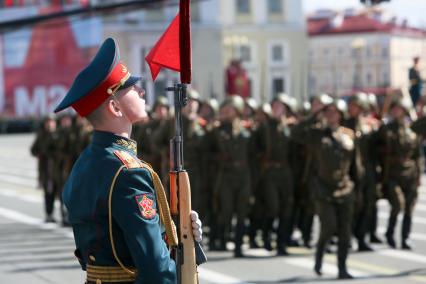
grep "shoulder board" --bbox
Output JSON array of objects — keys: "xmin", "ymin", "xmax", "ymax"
[
  {"xmin": 114, "ymin": 150, "xmax": 144, "ymax": 169},
  {"xmin": 339, "ymin": 126, "xmax": 355, "ymax": 139}
]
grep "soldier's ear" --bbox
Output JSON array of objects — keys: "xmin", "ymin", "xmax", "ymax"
[{"xmin": 107, "ymin": 98, "xmax": 123, "ymax": 118}]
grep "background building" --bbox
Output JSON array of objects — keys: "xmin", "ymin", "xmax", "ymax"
[
  {"xmin": 105, "ymin": 0, "xmax": 308, "ymax": 105},
  {"xmin": 307, "ymin": 8, "xmax": 426, "ymax": 98}
]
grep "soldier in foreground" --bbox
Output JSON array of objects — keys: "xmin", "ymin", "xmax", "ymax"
[
  {"xmin": 54, "ymin": 38, "xmax": 202, "ymax": 284},
  {"xmin": 292, "ymin": 99, "xmax": 356, "ymax": 279}
]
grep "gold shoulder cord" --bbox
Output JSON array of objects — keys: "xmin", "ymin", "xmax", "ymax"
[
  {"xmin": 143, "ymin": 163, "xmax": 178, "ymax": 247},
  {"xmin": 108, "ymin": 164, "xmax": 179, "ymax": 277},
  {"xmin": 108, "ymin": 165, "xmax": 136, "ymax": 276}
]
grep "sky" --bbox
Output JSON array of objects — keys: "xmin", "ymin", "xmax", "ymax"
[{"xmin": 303, "ymin": 0, "xmax": 426, "ymax": 28}]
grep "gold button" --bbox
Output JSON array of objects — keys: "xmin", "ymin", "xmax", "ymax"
[
  {"xmin": 89, "ymin": 255, "xmax": 96, "ymax": 262},
  {"xmin": 96, "ymin": 279, "xmax": 102, "ymax": 284}
]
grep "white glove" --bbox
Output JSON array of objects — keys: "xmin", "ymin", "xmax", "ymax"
[{"xmin": 190, "ymin": 210, "xmax": 203, "ymax": 242}]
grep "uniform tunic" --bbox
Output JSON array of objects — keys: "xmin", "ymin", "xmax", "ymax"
[{"xmin": 63, "ymin": 131, "xmax": 176, "ymax": 284}]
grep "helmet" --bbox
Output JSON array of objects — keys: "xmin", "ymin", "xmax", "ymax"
[
  {"xmin": 390, "ymin": 96, "xmax": 413, "ymax": 115},
  {"xmin": 245, "ymin": 97, "xmax": 259, "ymax": 112},
  {"xmin": 348, "ymin": 92, "xmax": 369, "ymax": 111},
  {"xmin": 300, "ymin": 101, "xmax": 311, "ymax": 114},
  {"xmin": 273, "ymin": 93, "xmax": 297, "ymax": 114},
  {"xmin": 367, "ymin": 93, "xmax": 378, "ymax": 109},
  {"xmin": 221, "ymin": 95, "xmax": 245, "ymax": 114},
  {"xmin": 260, "ymin": 103, "xmax": 272, "ymax": 117},
  {"xmin": 311, "ymin": 93, "xmax": 333, "ymax": 106},
  {"xmin": 207, "ymin": 98, "xmax": 219, "ymax": 114},
  {"xmin": 153, "ymin": 96, "xmax": 169, "ymax": 110},
  {"xmin": 325, "ymin": 98, "xmax": 347, "ymax": 117},
  {"xmin": 187, "ymin": 89, "xmax": 201, "ymax": 101}
]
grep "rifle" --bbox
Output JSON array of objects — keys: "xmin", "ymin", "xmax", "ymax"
[
  {"xmin": 166, "ymin": 1, "xmax": 207, "ymax": 283},
  {"xmin": 167, "ymin": 84, "xmax": 207, "ymax": 283}
]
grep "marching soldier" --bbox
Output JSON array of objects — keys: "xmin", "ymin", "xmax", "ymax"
[
  {"xmin": 153, "ymin": 90, "xmax": 207, "ymax": 218},
  {"xmin": 31, "ymin": 115, "xmax": 60, "ymax": 223},
  {"xmin": 364, "ymin": 93, "xmax": 384, "ymax": 244},
  {"xmin": 54, "ymin": 38, "xmax": 202, "ymax": 283},
  {"xmin": 71, "ymin": 115, "xmax": 93, "ymax": 164},
  {"xmin": 55, "ymin": 114, "xmax": 75, "ymax": 225},
  {"xmin": 257, "ymin": 94, "xmax": 296, "ymax": 255},
  {"xmin": 343, "ymin": 92, "xmax": 377, "ymax": 251},
  {"xmin": 374, "ymin": 96, "xmax": 423, "ymax": 250},
  {"xmin": 292, "ymin": 98, "xmax": 356, "ymax": 279},
  {"xmin": 209, "ymin": 95, "xmax": 252, "ymax": 257},
  {"xmin": 297, "ymin": 93, "xmax": 333, "ymax": 248}
]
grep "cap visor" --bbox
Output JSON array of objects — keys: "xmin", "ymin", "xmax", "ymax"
[{"xmin": 118, "ymin": 76, "xmax": 142, "ymax": 91}]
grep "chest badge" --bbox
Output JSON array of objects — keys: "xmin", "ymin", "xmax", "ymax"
[{"xmin": 135, "ymin": 194, "xmax": 157, "ymax": 219}]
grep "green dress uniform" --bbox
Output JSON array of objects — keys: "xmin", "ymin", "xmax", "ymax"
[
  {"xmin": 63, "ymin": 131, "xmax": 176, "ymax": 284},
  {"xmin": 54, "ymin": 38, "xmax": 178, "ymax": 284},
  {"xmin": 292, "ymin": 115, "xmax": 356, "ymax": 277}
]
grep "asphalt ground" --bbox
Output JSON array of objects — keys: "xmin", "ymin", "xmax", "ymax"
[{"xmin": 0, "ymin": 133, "xmax": 425, "ymax": 284}]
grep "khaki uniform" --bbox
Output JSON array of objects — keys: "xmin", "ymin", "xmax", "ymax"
[
  {"xmin": 133, "ymin": 118, "xmax": 166, "ymax": 179},
  {"xmin": 343, "ymin": 117, "xmax": 377, "ymax": 248},
  {"xmin": 297, "ymin": 117, "xmax": 325, "ymax": 248},
  {"xmin": 31, "ymin": 127, "xmax": 60, "ymax": 221},
  {"xmin": 55, "ymin": 123, "xmax": 75, "ymax": 224},
  {"xmin": 292, "ymin": 116, "xmax": 356, "ymax": 275},
  {"xmin": 209, "ymin": 120, "xmax": 252, "ymax": 255},
  {"xmin": 153, "ymin": 116, "xmax": 207, "ymax": 217},
  {"xmin": 375, "ymin": 120, "xmax": 423, "ymax": 245},
  {"xmin": 258, "ymin": 117, "xmax": 294, "ymax": 253}
]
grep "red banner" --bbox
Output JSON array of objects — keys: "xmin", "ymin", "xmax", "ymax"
[{"xmin": 1, "ymin": 6, "xmax": 98, "ymax": 118}]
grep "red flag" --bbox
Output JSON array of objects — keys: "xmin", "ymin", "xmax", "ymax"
[
  {"xmin": 145, "ymin": 0, "xmax": 192, "ymax": 83},
  {"xmin": 145, "ymin": 14, "xmax": 180, "ymax": 82}
]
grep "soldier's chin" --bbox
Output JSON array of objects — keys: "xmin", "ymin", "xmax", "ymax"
[{"xmin": 132, "ymin": 110, "xmax": 148, "ymax": 123}]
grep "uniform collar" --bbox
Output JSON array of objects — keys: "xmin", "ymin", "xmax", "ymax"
[{"xmin": 92, "ymin": 130, "xmax": 137, "ymax": 155}]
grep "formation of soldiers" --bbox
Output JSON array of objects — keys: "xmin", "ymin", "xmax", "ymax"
[
  {"xmin": 132, "ymin": 89, "xmax": 425, "ymax": 278},
  {"xmin": 31, "ymin": 88, "xmax": 425, "ymax": 278},
  {"xmin": 31, "ymin": 114, "xmax": 93, "ymax": 225}
]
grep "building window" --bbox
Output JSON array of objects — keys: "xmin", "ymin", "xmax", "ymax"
[
  {"xmin": 382, "ymin": 46, "xmax": 388, "ymax": 58},
  {"xmin": 269, "ymin": 41, "xmax": 288, "ymax": 65},
  {"xmin": 272, "ymin": 77, "xmax": 285, "ymax": 97},
  {"xmin": 366, "ymin": 72, "xmax": 372, "ymax": 86},
  {"xmin": 236, "ymin": 0, "xmax": 250, "ymax": 14},
  {"xmin": 268, "ymin": 0, "xmax": 282, "ymax": 14},
  {"xmin": 272, "ymin": 45, "xmax": 283, "ymax": 62},
  {"xmin": 240, "ymin": 44, "xmax": 251, "ymax": 62},
  {"xmin": 366, "ymin": 46, "xmax": 372, "ymax": 58}
]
